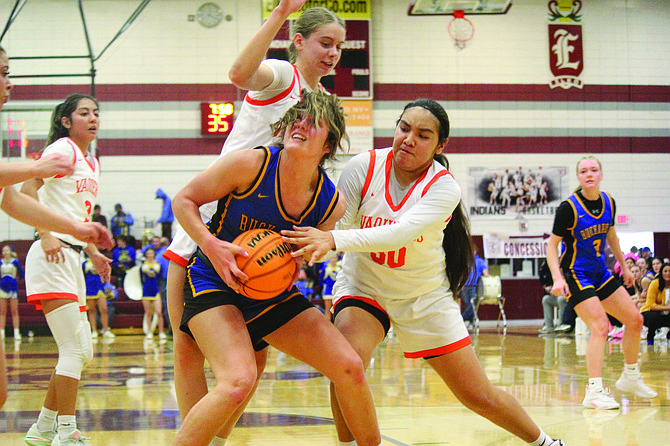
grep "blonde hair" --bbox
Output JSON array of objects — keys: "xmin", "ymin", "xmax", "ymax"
[
  {"xmin": 288, "ymin": 7, "xmax": 345, "ymax": 63},
  {"xmin": 574, "ymin": 155, "xmax": 603, "ymax": 193},
  {"xmin": 271, "ymin": 90, "xmax": 348, "ymax": 165}
]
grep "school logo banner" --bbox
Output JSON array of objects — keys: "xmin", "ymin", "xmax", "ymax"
[{"xmin": 549, "ymin": 24, "xmax": 584, "ymax": 89}]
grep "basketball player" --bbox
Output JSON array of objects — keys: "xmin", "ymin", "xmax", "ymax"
[
  {"xmin": 172, "ymin": 91, "xmax": 382, "ymax": 446},
  {"xmin": 547, "ymin": 156, "xmax": 656, "ymax": 409},
  {"xmin": 21, "ymin": 94, "xmax": 113, "ymax": 446},
  {"xmin": 162, "ymin": 1, "xmax": 346, "ymax": 443},
  {"xmin": 0, "ymin": 47, "xmax": 112, "ymax": 411},
  {"xmin": 283, "ymin": 99, "xmax": 565, "ymax": 446}
]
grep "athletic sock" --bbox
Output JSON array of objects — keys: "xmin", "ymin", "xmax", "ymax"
[
  {"xmin": 624, "ymin": 362, "xmax": 640, "ymax": 378},
  {"xmin": 588, "ymin": 377, "xmax": 603, "ymax": 391},
  {"xmin": 530, "ymin": 429, "xmax": 552, "ymax": 446},
  {"xmin": 339, "ymin": 441, "xmax": 357, "ymax": 446},
  {"xmin": 36, "ymin": 407, "xmax": 58, "ymax": 433},
  {"xmin": 210, "ymin": 437, "xmax": 227, "ymax": 446},
  {"xmin": 57, "ymin": 415, "xmax": 77, "ymax": 440}
]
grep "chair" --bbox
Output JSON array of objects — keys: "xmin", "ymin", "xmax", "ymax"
[{"xmin": 473, "ymin": 275, "xmax": 507, "ymax": 329}]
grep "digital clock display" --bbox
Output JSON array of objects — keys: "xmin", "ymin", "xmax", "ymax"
[{"xmin": 201, "ymin": 102, "xmax": 234, "ymax": 135}]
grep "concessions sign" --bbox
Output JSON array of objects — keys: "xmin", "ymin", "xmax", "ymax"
[{"xmin": 483, "ymin": 234, "xmax": 550, "ymax": 259}]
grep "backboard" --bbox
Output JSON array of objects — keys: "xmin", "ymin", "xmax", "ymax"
[{"xmin": 408, "ymin": 0, "xmax": 512, "ymax": 15}]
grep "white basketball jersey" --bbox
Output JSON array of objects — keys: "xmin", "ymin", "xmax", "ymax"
[
  {"xmin": 219, "ymin": 59, "xmax": 322, "ymax": 157},
  {"xmin": 38, "ymin": 137, "xmax": 100, "ymax": 247},
  {"xmin": 333, "ymin": 148, "xmax": 462, "ymax": 300}
]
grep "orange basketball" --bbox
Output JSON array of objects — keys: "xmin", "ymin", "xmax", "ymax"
[{"xmin": 232, "ymin": 229, "xmax": 296, "ymax": 300}]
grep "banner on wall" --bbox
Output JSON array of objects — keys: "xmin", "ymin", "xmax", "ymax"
[
  {"xmin": 483, "ymin": 233, "xmax": 550, "ymax": 259},
  {"xmin": 261, "ymin": 0, "xmax": 371, "ymax": 19},
  {"xmin": 341, "ymin": 100, "xmax": 373, "ymax": 154},
  {"xmin": 548, "ymin": 1, "xmax": 583, "ymax": 89},
  {"xmin": 468, "ymin": 166, "xmax": 568, "ymax": 220}
]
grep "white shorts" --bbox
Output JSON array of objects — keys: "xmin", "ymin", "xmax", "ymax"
[
  {"xmin": 25, "ymin": 241, "xmax": 86, "ymax": 311},
  {"xmin": 163, "ymin": 200, "xmax": 218, "ymax": 267},
  {"xmin": 0, "ymin": 289, "xmax": 17, "ymax": 299},
  {"xmin": 333, "ymin": 281, "xmax": 471, "ymax": 359}
]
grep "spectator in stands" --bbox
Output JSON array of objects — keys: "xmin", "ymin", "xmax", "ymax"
[
  {"xmin": 156, "ymin": 188, "xmax": 174, "ymax": 240},
  {"xmin": 111, "ymin": 203, "xmax": 134, "ymax": 237},
  {"xmin": 538, "ymin": 259, "xmax": 567, "ymax": 334},
  {"xmin": 641, "ymin": 262, "xmax": 670, "ymax": 345},
  {"xmin": 141, "ymin": 236, "xmax": 162, "ymax": 258},
  {"xmin": 630, "ymin": 265, "xmax": 645, "ymax": 309},
  {"xmin": 0, "ymin": 245, "xmax": 23, "ymax": 340},
  {"xmin": 650, "ymin": 256, "xmax": 663, "ymax": 278},
  {"xmin": 461, "ymin": 247, "xmax": 489, "ymax": 330},
  {"xmin": 111, "ymin": 235, "xmax": 136, "ymax": 288},
  {"xmin": 91, "ymin": 204, "xmax": 107, "ymax": 228},
  {"xmin": 637, "ymin": 257, "xmax": 653, "ymax": 303}
]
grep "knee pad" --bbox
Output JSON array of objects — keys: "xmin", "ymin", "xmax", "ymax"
[{"xmin": 45, "ymin": 303, "xmax": 93, "ymax": 380}]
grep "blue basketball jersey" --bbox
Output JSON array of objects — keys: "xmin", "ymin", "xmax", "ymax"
[
  {"xmin": 560, "ymin": 191, "xmax": 614, "ymax": 274},
  {"xmin": 188, "ymin": 145, "xmax": 339, "ymax": 298}
]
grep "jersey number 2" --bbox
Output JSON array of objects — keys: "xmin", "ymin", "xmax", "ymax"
[{"xmin": 371, "ymin": 247, "xmax": 406, "ymax": 268}]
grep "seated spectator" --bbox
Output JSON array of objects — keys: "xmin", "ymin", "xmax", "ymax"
[
  {"xmin": 538, "ymin": 259, "xmax": 567, "ymax": 334},
  {"xmin": 111, "ymin": 203, "xmax": 134, "ymax": 237},
  {"xmin": 141, "ymin": 235, "xmax": 162, "ymax": 259},
  {"xmin": 650, "ymin": 256, "xmax": 663, "ymax": 278},
  {"xmin": 111, "ymin": 235, "xmax": 136, "ymax": 288},
  {"xmin": 640, "ymin": 262, "xmax": 670, "ymax": 345}
]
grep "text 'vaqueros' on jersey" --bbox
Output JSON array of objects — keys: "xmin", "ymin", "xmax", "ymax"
[
  {"xmin": 331, "ymin": 147, "xmax": 462, "ymax": 300},
  {"xmin": 38, "ymin": 137, "xmax": 100, "ymax": 248}
]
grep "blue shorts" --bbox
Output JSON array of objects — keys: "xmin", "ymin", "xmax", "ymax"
[
  {"xmin": 564, "ymin": 268, "xmax": 620, "ymax": 307},
  {"xmin": 181, "ymin": 254, "xmax": 313, "ymax": 351}
]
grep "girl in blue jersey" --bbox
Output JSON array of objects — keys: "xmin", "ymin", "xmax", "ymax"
[
  {"xmin": 172, "ymin": 91, "xmax": 382, "ymax": 446},
  {"xmin": 547, "ymin": 156, "xmax": 656, "ymax": 410},
  {"xmin": 0, "ymin": 245, "xmax": 23, "ymax": 340}
]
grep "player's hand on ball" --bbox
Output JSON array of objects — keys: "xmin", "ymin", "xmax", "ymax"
[
  {"xmin": 281, "ymin": 226, "xmax": 335, "ymax": 266},
  {"xmin": 202, "ymin": 237, "xmax": 249, "ymax": 291}
]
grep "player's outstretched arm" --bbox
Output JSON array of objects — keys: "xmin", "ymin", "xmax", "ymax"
[
  {"xmin": 0, "ymin": 153, "xmax": 73, "ymax": 188},
  {"xmin": 0, "ymin": 186, "xmax": 114, "ymax": 249}
]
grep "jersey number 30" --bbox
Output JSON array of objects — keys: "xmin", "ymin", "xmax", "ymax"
[{"xmin": 371, "ymin": 247, "xmax": 406, "ymax": 268}]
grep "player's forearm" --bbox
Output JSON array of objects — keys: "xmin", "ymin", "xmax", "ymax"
[{"xmin": 0, "ymin": 187, "xmax": 80, "ymax": 236}]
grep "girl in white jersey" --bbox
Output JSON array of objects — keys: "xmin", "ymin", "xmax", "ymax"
[
  {"xmin": 21, "ymin": 94, "xmax": 113, "ymax": 446},
  {"xmin": 163, "ymin": 2, "xmax": 345, "ymax": 444},
  {"xmin": 284, "ymin": 99, "xmax": 566, "ymax": 446},
  {"xmin": 0, "ymin": 47, "xmax": 112, "ymax": 411}
]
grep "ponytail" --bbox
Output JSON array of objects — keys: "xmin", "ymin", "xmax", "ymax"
[{"xmin": 435, "ymin": 154, "xmax": 474, "ymax": 295}]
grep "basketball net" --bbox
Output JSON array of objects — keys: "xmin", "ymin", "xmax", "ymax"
[{"xmin": 448, "ymin": 10, "xmax": 475, "ymax": 50}]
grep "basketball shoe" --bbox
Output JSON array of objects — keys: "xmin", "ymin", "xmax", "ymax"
[
  {"xmin": 582, "ymin": 386, "xmax": 620, "ymax": 410},
  {"xmin": 615, "ymin": 372, "xmax": 658, "ymax": 398},
  {"xmin": 52, "ymin": 429, "xmax": 90, "ymax": 445},
  {"xmin": 25, "ymin": 423, "xmax": 56, "ymax": 446}
]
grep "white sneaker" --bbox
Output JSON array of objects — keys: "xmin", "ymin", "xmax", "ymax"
[
  {"xmin": 102, "ymin": 330, "xmax": 115, "ymax": 339},
  {"xmin": 91, "ymin": 330, "xmax": 99, "ymax": 339},
  {"xmin": 25, "ymin": 423, "xmax": 56, "ymax": 446},
  {"xmin": 640, "ymin": 326, "xmax": 649, "ymax": 339},
  {"xmin": 545, "ymin": 440, "xmax": 565, "ymax": 446},
  {"xmin": 555, "ymin": 324, "xmax": 572, "ymax": 333},
  {"xmin": 582, "ymin": 386, "xmax": 620, "ymax": 410},
  {"xmin": 158, "ymin": 332, "xmax": 167, "ymax": 340},
  {"xmin": 615, "ymin": 372, "xmax": 658, "ymax": 398},
  {"xmin": 538, "ymin": 326, "xmax": 554, "ymax": 334},
  {"xmin": 53, "ymin": 429, "xmax": 90, "ymax": 445},
  {"xmin": 14, "ymin": 329, "xmax": 21, "ymax": 340}
]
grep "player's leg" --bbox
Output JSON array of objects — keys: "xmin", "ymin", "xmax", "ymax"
[
  {"xmin": 603, "ymin": 287, "xmax": 657, "ymax": 399},
  {"xmin": 427, "ymin": 346, "xmax": 557, "ymax": 444},
  {"xmin": 329, "ymin": 306, "xmax": 386, "ymax": 443},
  {"xmin": 265, "ymin": 307, "xmax": 382, "ymax": 446},
  {"xmin": 174, "ymin": 306, "xmax": 258, "ymax": 446}
]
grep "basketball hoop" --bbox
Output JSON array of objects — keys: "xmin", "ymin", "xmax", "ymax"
[{"xmin": 447, "ymin": 10, "xmax": 474, "ymax": 50}]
